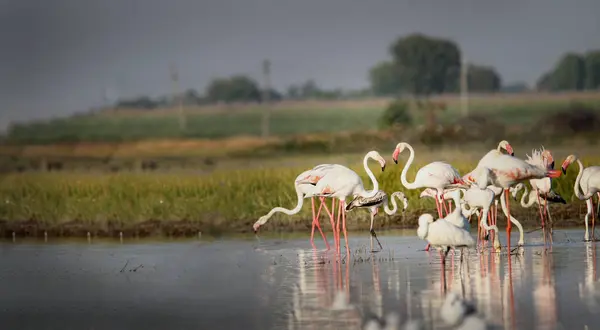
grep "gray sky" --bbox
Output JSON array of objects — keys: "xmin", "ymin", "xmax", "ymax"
[{"xmin": 1, "ymin": 0, "xmax": 599, "ymax": 128}]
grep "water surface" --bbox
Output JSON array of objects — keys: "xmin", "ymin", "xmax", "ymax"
[{"xmin": 0, "ymin": 229, "xmax": 599, "ymax": 330}]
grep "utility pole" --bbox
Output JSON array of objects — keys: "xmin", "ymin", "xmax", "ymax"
[
  {"xmin": 460, "ymin": 55, "xmax": 469, "ymax": 117},
  {"xmin": 261, "ymin": 59, "xmax": 271, "ymax": 138},
  {"xmin": 169, "ymin": 63, "xmax": 186, "ymax": 131}
]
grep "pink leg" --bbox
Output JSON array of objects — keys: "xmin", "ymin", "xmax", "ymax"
[
  {"xmin": 319, "ymin": 197, "xmax": 337, "ymax": 247},
  {"xmin": 341, "ymin": 200, "xmax": 350, "ymax": 256},
  {"xmin": 336, "ymin": 200, "xmax": 342, "ymax": 255},
  {"xmin": 447, "ymin": 200, "xmax": 453, "ymax": 213},
  {"xmin": 434, "ymin": 196, "xmax": 444, "ymax": 219},
  {"xmin": 313, "ymin": 200, "xmax": 330, "ymax": 250},
  {"xmin": 441, "ymin": 194, "xmax": 450, "ymax": 216},
  {"xmin": 310, "ymin": 197, "xmax": 317, "ymax": 243},
  {"xmin": 425, "ymin": 243, "xmax": 431, "ymax": 251}
]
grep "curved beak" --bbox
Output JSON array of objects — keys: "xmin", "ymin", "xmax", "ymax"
[
  {"xmin": 392, "ymin": 148, "xmax": 400, "ymax": 164},
  {"xmin": 561, "ymin": 166, "xmax": 567, "ymax": 175},
  {"xmin": 381, "ymin": 164, "xmax": 386, "ymax": 172}
]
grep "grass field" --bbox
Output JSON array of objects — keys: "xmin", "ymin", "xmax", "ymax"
[
  {"xmin": 1, "ymin": 146, "xmax": 598, "ymax": 238},
  {"xmin": 5, "ymin": 91, "xmax": 600, "ymax": 144}
]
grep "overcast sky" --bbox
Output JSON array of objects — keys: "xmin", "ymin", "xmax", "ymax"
[{"xmin": 1, "ymin": 0, "xmax": 599, "ymax": 128}]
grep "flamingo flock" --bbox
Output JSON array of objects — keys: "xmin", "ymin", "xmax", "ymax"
[{"xmin": 254, "ymin": 140, "xmax": 600, "ymax": 257}]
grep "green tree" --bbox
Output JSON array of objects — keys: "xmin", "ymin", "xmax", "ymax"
[
  {"xmin": 467, "ymin": 64, "xmax": 502, "ymax": 92},
  {"xmin": 552, "ymin": 53, "xmax": 586, "ymax": 91},
  {"xmin": 205, "ymin": 75, "xmax": 261, "ymax": 103},
  {"xmin": 369, "ymin": 61, "xmax": 403, "ymax": 96},
  {"xmin": 389, "ymin": 33, "xmax": 461, "ymax": 96},
  {"xmin": 584, "ymin": 50, "xmax": 600, "ymax": 90}
]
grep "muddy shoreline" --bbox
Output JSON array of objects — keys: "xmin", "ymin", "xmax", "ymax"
[{"xmin": 0, "ymin": 205, "xmax": 588, "ymax": 239}]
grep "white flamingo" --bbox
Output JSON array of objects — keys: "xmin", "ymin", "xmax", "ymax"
[
  {"xmin": 303, "ymin": 150, "xmax": 387, "ymax": 254},
  {"xmin": 460, "ymin": 186, "xmax": 501, "ymax": 251},
  {"xmin": 253, "ymin": 167, "xmax": 336, "ymax": 248},
  {"xmin": 392, "ymin": 142, "xmax": 467, "ymax": 219},
  {"xmin": 417, "ymin": 213, "xmax": 476, "ymax": 267},
  {"xmin": 510, "ymin": 183, "xmax": 566, "ymax": 241},
  {"xmin": 524, "ymin": 147, "xmax": 557, "ymax": 246},
  {"xmin": 561, "ymin": 154, "xmax": 600, "ymax": 241},
  {"xmin": 346, "ymin": 190, "xmax": 409, "ymax": 251},
  {"xmin": 464, "ymin": 150, "xmax": 562, "ymax": 248}
]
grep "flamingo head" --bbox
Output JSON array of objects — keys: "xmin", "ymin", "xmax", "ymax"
[
  {"xmin": 498, "ymin": 140, "xmax": 514, "ymax": 156},
  {"xmin": 392, "ymin": 142, "xmax": 407, "ymax": 164},
  {"xmin": 541, "ymin": 149, "xmax": 555, "ymax": 169},
  {"xmin": 392, "ymin": 192, "xmax": 409, "ymax": 211},
  {"xmin": 561, "ymin": 154, "xmax": 577, "ymax": 174},
  {"xmin": 367, "ymin": 150, "xmax": 386, "ymax": 171},
  {"xmin": 418, "ymin": 213, "xmax": 434, "ymax": 225},
  {"xmin": 253, "ymin": 218, "xmax": 266, "ymax": 233}
]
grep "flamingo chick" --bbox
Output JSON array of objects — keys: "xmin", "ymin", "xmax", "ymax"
[{"xmin": 346, "ymin": 190, "xmax": 409, "ymax": 251}]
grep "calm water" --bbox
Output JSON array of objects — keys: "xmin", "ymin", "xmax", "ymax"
[{"xmin": 0, "ymin": 229, "xmax": 599, "ymax": 330}]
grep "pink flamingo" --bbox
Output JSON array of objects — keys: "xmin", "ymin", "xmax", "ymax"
[
  {"xmin": 561, "ymin": 154, "xmax": 600, "ymax": 242},
  {"xmin": 392, "ymin": 142, "xmax": 467, "ymax": 219},
  {"xmin": 302, "ymin": 151, "xmax": 387, "ymax": 255},
  {"xmin": 392, "ymin": 142, "xmax": 467, "ymax": 251},
  {"xmin": 465, "ymin": 152, "xmax": 562, "ymax": 249},
  {"xmin": 253, "ymin": 167, "xmax": 337, "ymax": 249}
]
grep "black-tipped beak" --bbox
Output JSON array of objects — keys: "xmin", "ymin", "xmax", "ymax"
[
  {"xmin": 513, "ymin": 194, "xmax": 518, "ymax": 201},
  {"xmin": 381, "ymin": 165, "xmax": 386, "ymax": 172},
  {"xmin": 561, "ymin": 167, "xmax": 567, "ymax": 175},
  {"xmin": 550, "ymin": 161, "xmax": 555, "ymax": 169},
  {"xmin": 393, "ymin": 158, "xmax": 398, "ymax": 164},
  {"xmin": 510, "ymin": 152, "xmax": 514, "ymax": 156}
]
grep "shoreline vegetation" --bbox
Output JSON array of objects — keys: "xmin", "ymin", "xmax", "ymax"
[{"xmin": 1, "ymin": 152, "xmax": 597, "ymax": 238}]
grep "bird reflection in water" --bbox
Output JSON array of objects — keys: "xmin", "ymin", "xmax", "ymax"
[
  {"xmin": 579, "ymin": 241, "xmax": 599, "ymax": 311},
  {"xmin": 533, "ymin": 249, "xmax": 557, "ymax": 330}
]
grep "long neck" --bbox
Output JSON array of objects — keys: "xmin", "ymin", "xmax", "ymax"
[
  {"xmin": 256, "ymin": 187, "xmax": 304, "ymax": 226},
  {"xmin": 573, "ymin": 159, "xmax": 595, "ymax": 200},
  {"xmin": 358, "ymin": 154, "xmax": 379, "ymax": 198},
  {"xmin": 383, "ymin": 194, "xmax": 399, "ymax": 215},
  {"xmin": 519, "ymin": 186, "xmax": 536, "ymax": 208},
  {"xmin": 400, "ymin": 144, "xmax": 419, "ymax": 189},
  {"xmin": 417, "ymin": 222, "xmax": 429, "ymax": 240},
  {"xmin": 451, "ymin": 193, "xmax": 462, "ymax": 217},
  {"xmin": 479, "ymin": 208, "xmax": 499, "ymax": 233}
]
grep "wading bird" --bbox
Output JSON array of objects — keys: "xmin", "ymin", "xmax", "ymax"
[
  {"xmin": 299, "ymin": 150, "xmax": 387, "ymax": 254},
  {"xmin": 524, "ymin": 147, "xmax": 558, "ymax": 246},
  {"xmin": 460, "ymin": 186, "xmax": 501, "ymax": 251},
  {"xmin": 465, "ymin": 150, "xmax": 561, "ymax": 248},
  {"xmin": 345, "ymin": 190, "xmax": 409, "ymax": 251},
  {"xmin": 417, "ymin": 213, "xmax": 475, "ymax": 268},
  {"xmin": 253, "ymin": 167, "xmax": 337, "ymax": 248},
  {"xmin": 392, "ymin": 142, "xmax": 467, "ymax": 220},
  {"xmin": 561, "ymin": 154, "xmax": 600, "ymax": 241}
]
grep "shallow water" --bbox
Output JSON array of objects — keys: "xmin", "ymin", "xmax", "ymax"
[{"xmin": 1, "ymin": 229, "xmax": 599, "ymax": 330}]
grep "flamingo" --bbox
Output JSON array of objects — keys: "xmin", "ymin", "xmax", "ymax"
[
  {"xmin": 253, "ymin": 167, "xmax": 337, "ymax": 248},
  {"xmin": 440, "ymin": 292, "xmax": 489, "ymax": 330},
  {"xmin": 460, "ymin": 186, "xmax": 501, "ymax": 251},
  {"xmin": 523, "ymin": 147, "xmax": 558, "ymax": 246},
  {"xmin": 345, "ymin": 190, "xmax": 409, "ymax": 251},
  {"xmin": 510, "ymin": 182, "xmax": 566, "ymax": 243},
  {"xmin": 561, "ymin": 154, "xmax": 600, "ymax": 241},
  {"xmin": 392, "ymin": 142, "xmax": 467, "ymax": 220},
  {"xmin": 417, "ymin": 213, "xmax": 476, "ymax": 268},
  {"xmin": 305, "ymin": 150, "xmax": 387, "ymax": 254},
  {"xmin": 464, "ymin": 151, "xmax": 562, "ymax": 248}
]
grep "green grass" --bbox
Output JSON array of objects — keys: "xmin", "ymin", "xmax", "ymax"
[
  {"xmin": 1, "ymin": 151, "xmax": 597, "ymax": 237},
  {"xmin": 6, "ymin": 93, "xmax": 600, "ymax": 144}
]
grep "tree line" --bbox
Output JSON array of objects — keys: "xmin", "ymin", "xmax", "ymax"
[{"xmin": 110, "ymin": 33, "xmax": 600, "ymax": 110}]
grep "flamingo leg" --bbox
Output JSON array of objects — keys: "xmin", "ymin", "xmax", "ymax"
[
  {"xmin": 592, "ymin": 198, "xmax": 597, "ymax": 241},
  {"xmin": 313, "ymin": 199, "xmax": 330, "ymax": 250},
  {"xmin": 310, "ymin": 197, "xmax": 317, "ymax": 246},
  {"xmin": 544, "ymin": 199, "xmax": 553, "ymax": 246},
  {"xmin": 477, "ymin": 210, "xmax": 483, "ymax": 249},
  {"xmin": 447, "ymin": 200, "xmax": 453, "ymax": 213},
  {"xmin": 369, "ymin": 209, "xmax": 383, "ymax": 251},
  {"xmin": 441, "ymin": 193, "xmax": 450, "ymax": 216},
  {"xmin": 335, "ymin": 199, "xmax": 343, "ymax": 255},
  {"xmin": 341, "ymin": 199, "xmax": 350, "ymax": 256},
  {"xmin": 434, "ymin": 194, "xmax": 444, "ymax": 219},
  {"xmin": 505, "ymin": 189, "xmax": 512, "ymax": 249},
  {"xmin": 536, "ymin": 193, "xmax": 547, "ymax": 249},
  {"xmin": 320, "ymin": 197, "xmax": 337, "ymax": 247}
]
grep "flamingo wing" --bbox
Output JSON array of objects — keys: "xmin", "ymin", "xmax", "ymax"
[
  {"xmin": 415, "ymin": 161, "xmax": 464, "ymax": 187},
  {"xmin": 428, "ymin": 219, "xmax": 475, "ymax": 247}
]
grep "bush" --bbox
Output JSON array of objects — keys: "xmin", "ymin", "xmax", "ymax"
[
  {"xmin": 536, "ymin": 101, "xmax": 600, "ymax": 135},
  {"xmin": 378, "ymin": 99, "xmax": 413, "ymax": 129}
]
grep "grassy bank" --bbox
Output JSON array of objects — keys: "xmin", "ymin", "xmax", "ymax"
[
  {"xmin": 6, "ymin": 91, "xmax": 600, "ymax": 143},
  {"xmin": 1, "ymin": 151, "xmax": 597, "ymax": 238}
]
